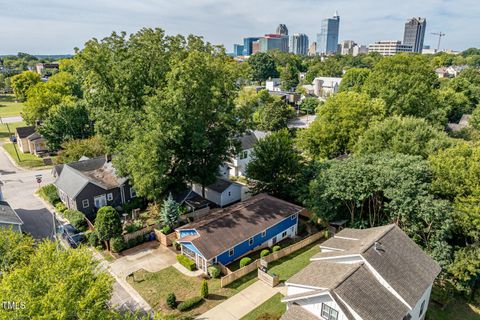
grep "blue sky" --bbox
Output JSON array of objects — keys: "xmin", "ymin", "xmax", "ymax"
[{"xmin": 0, "ymin": 0, "xmax": 478, "ymax": 54}]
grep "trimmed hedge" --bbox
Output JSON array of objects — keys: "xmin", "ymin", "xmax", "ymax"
[
  {"xmin": 86, "ymin": 230, "xmax": 100, "ymax": 247},
  {"xmin": 111, "ymin": 237, "xmax": 126, "ymax": 253},
  {"xmin": 176, "ymin": 255, "xmax": 196, "ymax": 271},
  {"xmin": 38, "ymin": 184, "xmax": 60, "ymax": 204},
  {"xmin": 55, "ymin": 202, "xmax": 67, "ymax": 213},
  {"xmin": 272, "ymin": 245, "xmax": 281, "ymax": 252},
  {"xmin": 260, "ymin": 249, "xmax": 270, "ymax": 258},
  {"xmin": 166, "ymin": 292, "xmax": 177, "ymax": 309},
  {"xmin": 200, "ymin": 280, "xmax": 209, "ymax": 298},
  {"xmin": 208, "ymin": 265, "xmax": 221, "ymax": 278},
  {"xmin": 240, "ymin": 257, "xmax": 252, "ymax": 268},
  {"xmin": 177, "ymin": 296, "xmax": 203, "ymax": 312},
  {"xmin": 63, "ymin": 209, "xmax": 87, "ymax": 232}
]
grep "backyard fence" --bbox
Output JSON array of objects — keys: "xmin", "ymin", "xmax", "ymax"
[
  {"xmin": 180, "ymin": 207, "xmax": 210, "ymax": 222},
  {"xmin": 220, "ymin": 231, "xmax": 324, "ymax": 287},
  {"xmin": 123, "ymin": 225, "xmax": 156, "ymax": 242}
]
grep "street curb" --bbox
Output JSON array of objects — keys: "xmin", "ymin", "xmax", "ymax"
[{"xmin": 0, "ymin": 142, "xmax": 53, "ymax": 171}]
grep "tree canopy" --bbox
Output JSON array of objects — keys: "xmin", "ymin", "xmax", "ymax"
[
  {"xmin": 297, "ymin": 92, "xmax": 386, "ymax": 159},
  {"xmin": 10, "ymin": 71, "xmax": 40, "ymax": 101},
  {"xmin": 247, "ymin": 52, "xmax": 279, "ymax": 83}
]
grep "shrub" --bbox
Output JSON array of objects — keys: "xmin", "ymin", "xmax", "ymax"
[
  {"xmin": 95, "ymin": 206, "xmax": 122, "ymax": 242},
  {"xmin": 200, "ymin": 280, "xmax": 209, "ymax": 298},
  {"xmin": 272, "ymin": 245, "xmax": 281, "ymax": 252},
  {"xmin": 125, "ymin": 220, "xmax": 144, "ymax": 233},
  {"xmin": 324, "ymin": 229, "xmax": 331, "ymax": 239},
  {"xmin": 176, "ymin": 255, "xmax": 196, "ymax": 271},
  {"xmin": 208, "ymin": 265, "xmax": 221, "ymax": 279},
  {"xmin": 176, "ymin": 296, "xmax": 203, "ymax": 312},
  {"xmin": 162, "ymin": 225, "xmax": 172, "ymax": 235},
  {"xmin": 110, "ymin": 237, "xmax": 126, "ymax": 253},
  {"xmin": 172, "ymin": 240, "xmax": 181, "ymax": 251},
  {"xmin": 136, "ymin": 235, "xmax": 144, "ymax": 245},
  {"xmin": 166, "ymin": 292, "xmax": 177, "ymax": 309},
  {"xmin": 86, "ymin": 230, "xmax": 100, "ymax": 247},
  {"xmin": 38, "ymin": 184, "xmax": 60, "ymax": 204},
  {"xmin": 127, "ymin": 238, "xmax": 137, "ymax": 248},
  {"xmin": 55, "ymin": 202, "xmax": 67, "ymax": 213},
  {"xmin": 260, "ymin": 249, "xmax": 270, "ymax": 258},
  {"xmin": 239, "ymin": 257, "xmax": 252, "ymax": 268},
  {"xmin": 63, "ymin": 209, "xmax": 87, "ymax": 232},
  {"xmin": 122, "ymin": 197, "xmax": 145, "ymax": 214}
]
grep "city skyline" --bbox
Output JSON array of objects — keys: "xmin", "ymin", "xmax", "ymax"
[{"xmin": 0, "ymin": 0, "xmax": 478, "ymax": 55}]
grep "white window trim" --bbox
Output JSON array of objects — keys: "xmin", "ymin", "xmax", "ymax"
[
  {"xmin": 291, "ymin": 214, "xmax": 296, "ymax": 220},
  {"xmin": 82, "ymin": 199, "xmax": 89, "ymax": 208},
  {"xmin": 107, "ymin": 193, "xmax": 113, "ymax": 201},
  {"xmin": 261, "ymin": 230, "xmax": 266, "ymax": 237},
  {"xmin": 130, "ymin": 187, "xmax": 136, "ymax": 198},
  {"xmin": 228, "ymin": 248, "xmax": 234, "ymax": 257},
  {"xmin": 248, "ymin": 237, "xmax": 254, "ymax": 246}
]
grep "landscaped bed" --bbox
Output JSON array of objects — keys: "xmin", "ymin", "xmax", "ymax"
[{"xmin": 127, "ymin": 241, "xmax": 321, "ymax": 316}]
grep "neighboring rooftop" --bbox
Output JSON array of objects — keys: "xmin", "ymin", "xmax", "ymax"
[
  {"xmin": 54, "ymin": 156, "xmax": 127, "ymax": 199},
  {"xmin": 177, "ymin": 193, "xmax": 305, "ymax": 260},
  {"xmin": 447, "ymin": 114, "xmax": 471, "ymax": 132},
  {"xmin": 206, "ymin": 178, "xmax": 236, "ymax": 193},
  {"xmin": 0, "ymin": 201, "xmax": 23, "ymax": 225},
  {"xmin": 15, "ymin": 126, "xmax": 36, "ymax": 139}
]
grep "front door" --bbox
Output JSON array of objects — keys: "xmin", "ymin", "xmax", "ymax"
[
  {"xmin": 94, "ymin": 194, "xmax": 107, "ymax": 208},
  {"xmin": 272, "ymin": 236, "xmax": 277, "ymax": 245}
]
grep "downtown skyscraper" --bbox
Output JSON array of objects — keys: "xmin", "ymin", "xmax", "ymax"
[
  {"xmin": 289, "ymin": 33, "xmax": 309, "ymax": 55},
  {"xmin": 403, "ymin": 17, "xmax": 427, "ymax": 53},
  {"xmin": 317, "ymin": 12, "xmax": 340, "ymax": 55}
]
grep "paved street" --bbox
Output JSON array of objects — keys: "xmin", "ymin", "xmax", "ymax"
[
  {"xmin": 0, "ymin": 142, "xmax": 55, "ymax": 240},
  {"xmin": 0, "ymin": 115, "xmax": 23, "ymax": 124}
]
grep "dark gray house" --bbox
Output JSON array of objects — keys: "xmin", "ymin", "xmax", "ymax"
[
  {"xmin": 0, "ymin": 201, "xmax": 23, "ymax": 233},
  {"xmin": 53, "ymin": 156, "xmax": 135, "ymax": 220}
]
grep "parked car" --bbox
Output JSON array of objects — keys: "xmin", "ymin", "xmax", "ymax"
[
  {"xmin": 9, "ymin": 135, "xmax": 17, "ymax": 143},
  {"xmin": 61, "ymin": 224, "xmax": 86, "ymax": 248}
]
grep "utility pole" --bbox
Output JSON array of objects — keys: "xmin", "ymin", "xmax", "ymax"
[
  {"xmin": 431, "ymin": 32, "xmax": 446, "ymax": 51},
  {"xmin": 5, "ymin": 122, "xmax": 20, "ymax": 162}
]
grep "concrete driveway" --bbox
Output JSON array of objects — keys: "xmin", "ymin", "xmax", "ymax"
[{"xmin": 110, "ymin": 242, "xmax": 177, "ymax": 279}]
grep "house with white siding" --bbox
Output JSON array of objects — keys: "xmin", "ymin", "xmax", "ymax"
[{"xmin": 281, "ymin": 224, "xmax": 441, "ymax": 320}]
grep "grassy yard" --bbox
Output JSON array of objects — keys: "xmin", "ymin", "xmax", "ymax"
[
  {"xmin": 427, "ymin": 298, "xmax": 480, "ymax": 320},
  {"xmin": 2, "ymin": 142, "xmax": 45, "ymax": 168},
  {"xmin": 240, "ymin": 293, "xmax": 285, "ymax": 320},
  {"xmin": 0, "ymin": 95, "xmax": 25, "ymax": 117},
  {"xmin": 127, "ymin": 242, "xmax": 321, "ymax": 317},
  {"xmin": 0, "ymin": 121, "xmax": 26, "ymax": 139}
]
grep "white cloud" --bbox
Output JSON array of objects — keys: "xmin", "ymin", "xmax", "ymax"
[{"xmin": 0, "ymin": 0, "xmax": 477, "ymax": 54}]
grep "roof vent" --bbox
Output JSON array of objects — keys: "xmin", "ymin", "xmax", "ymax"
[{"xmin": 374, "ymin": 241, "xmax": 385, "ymax": 254}]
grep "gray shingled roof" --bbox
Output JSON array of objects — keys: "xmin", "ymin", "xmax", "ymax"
[
  {"xmin": 54, "ymin": 156, "xmax": 127, "ymax": 199},
  {"xmin": 334, "ymin": 265, "xmax": 409, "ymax": 320},
  {"xmin": 206, "ymin": 178, "xmax": 234, "ymax": 193},
  {"xmin": 0, "ymin": 201, "xmax": 23, "ymax": 225},
  {"xmin": 239, "ymin": 132, "xmax": 259, "ymax": 150},
  {"xmin": 280, "ymin": 304, "xmax": 319, "ymax": 320},
  {"xmin": 177, "ymin": 194, "xmax": 305, "ymax": 260},
  {"xmin": 15, "ymin": 126, "xmax": 36, "ymax": 138},
  {"xmin": 286, "ymin": 261, "xmax": 361, "ymax": 289},
  {"xmin": 312, "ymin": 224, "xmax": 441, "ymax": 309}
]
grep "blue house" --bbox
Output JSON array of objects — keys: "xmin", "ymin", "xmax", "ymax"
[{"xmin": 176, "ymin": 193, "xmax": 305, "ymax": 273}]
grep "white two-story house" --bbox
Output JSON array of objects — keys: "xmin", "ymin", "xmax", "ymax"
[
  {"xmin": 225, "ymin": 131, "xmax": 268, "ymax": 178},
  {"xmin": 281, "ymin": 224, "xmax": 441, "ymax": 320}
]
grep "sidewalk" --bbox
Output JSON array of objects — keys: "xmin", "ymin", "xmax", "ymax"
[{"xmin": 197, "ymin": 281, "xmax": 287, "ymax": 320}]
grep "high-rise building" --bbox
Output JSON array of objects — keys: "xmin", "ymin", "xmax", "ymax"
[
  {"xmin": 338, "ymin": 40, "xmax": 357, "ymax": 55},
  {"xmin": 233, "ymin": 44, "xmax": 245, "ymax": 57},
  {"xmin": 317, "ymin": 12, "xmax": 340, "ymax": 55},
  {"xmin": 368, "ymin": 40, "xmax": 413, "ymax": 56},
  {"xmin": 289, "ymin": 33, "xmax": 309, "ymax": 55},
  {"xmin": 252, "ymin": 41, "xmax": 260, "ymax": 55},
  {"xmin": 243, "ymin": 37, "xmax": 260, "ymax": 56},
  {"xmin": 259, "ymin": 34, "xmax": 289, "ymax": 53},
  {"xmin": 276, "ymin": 24, "xmax": 288, "ymax": 36},
  {"xmin": 403, "ymin": 17, "xmax": 427, "ymax": 53},
  {"xmin": 308, "ymin": 42, "xmax": 317, "ymax": 56}
]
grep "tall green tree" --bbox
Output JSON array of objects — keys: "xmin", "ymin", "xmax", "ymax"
[
  {"xmin": 115, "ymin": 48, "xmax": 238, "ymax": 200},
  {"xmin": 10, "ymin": 71, "xmax": 40, "ymax": 101},
  {"xmin": 0, "ymin": 240, "xmax": 114, "ymax": 320},
  {"xmin": 247, "ymin": 52, "xmax": 278, "ymax": 83},
  {"xmin": 363, "ymin": 54, "xmax": 439, "ymax": 120},
  {"xmin": 297, "ymin": 92, "xmax": 386, "ymax": 159},
  {"xmin": 94, "ymin": 206, "xmax": 122, "ymax": 250},
  {"xmin": 160, "ymin": 194, "xmax": 180, "ymax": 229},
  {"xmin": 253, "ymin": 98, "xmax": 295, "ymax": 132},
  {"xmin": 246, "ymin": 129, "xmax": 302, "ymax": 200},
  {"xmin": 355, "ymin": 116, "xmax": 452, "ymax": 158},
  {"xmin": 0, "ymin": 229, "xmax": 35, "ymax": 274},
  {"xmin": 279, "ymin": 63, "xmax": 299, "ymax": 91},
  {"xmin": 55, "ymin": 136, "xmax": 105, "ymax": 164},
  {"xmin": 339, "ymin": 68, "xmax": 371, "ymax": 93},
  {"xmin": 38, "ymin": 101, "xmax": 93, "ymax": 150}
]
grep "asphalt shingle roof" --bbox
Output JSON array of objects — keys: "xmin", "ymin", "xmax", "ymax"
[
  {"xmin": 0, "ymin": 201, "xmax": 23, "ymax": 225},
  {"xmin": 15, "ymin": 126, "xmax": 36, "ymax": 138},
  {"xmin": 280, "ymin": 304, "xmax": 319, "ymax": 320},
  {"xmin": 177, "ymin": 194, "xmax": 305, "ymax": 260}
]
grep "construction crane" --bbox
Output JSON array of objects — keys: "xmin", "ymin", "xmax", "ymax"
[{"xmin": 431, "ymin": 32, "xmax": 446, "ymax": 51}]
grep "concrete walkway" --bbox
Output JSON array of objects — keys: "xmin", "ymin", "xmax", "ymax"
[
  {"xmin": 173, "ymin": 262, "xmax": 204, "ymax": 277},
  {"xmin": 197, "ymin": 281, "xmax": 287, "ymax": 320}
]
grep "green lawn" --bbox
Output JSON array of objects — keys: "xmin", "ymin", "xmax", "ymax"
[
  {"xmin": 241, "ymin": 293, "xmax": 285, "ymax": 320},
  {"xmin": 0, "ymin": 95, "xmax": 25, "ymax": 117},
  {"xmin": 0, "ymin": 121, "xmax": 26, "ymax": 139},
  {"xmin": 427, "ymin": 298, "xmax": 480, "ymax": 320},
  {"xmin": 2, "ymin": 142, "xmax": 45, "ymax": 168},
  {"xmin": 127, "ymin": 241, "xmax": 321, "ymax": 317}
]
